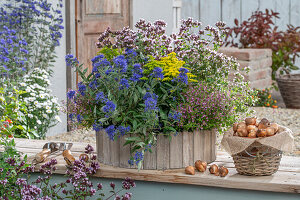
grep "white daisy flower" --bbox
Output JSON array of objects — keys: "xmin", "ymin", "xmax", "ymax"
[
  {"xmin": 46, "ymin": 110, "xmax": 52, "ymax": 113},
  {"xmin": 55, "ymin": 115, "xmax": 62, "ymax": 122},
  {"xmin": 37, "ymin": 120, "xmax": 42, "ymax": 124}
]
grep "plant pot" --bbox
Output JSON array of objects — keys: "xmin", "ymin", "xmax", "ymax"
[
  {"xmin": 96, "ymin": 130, "xmax": 216, "ymax": 170},
  {"xmin": 276, "ymin": 74, "xmax": 300, "ymax": 108}
]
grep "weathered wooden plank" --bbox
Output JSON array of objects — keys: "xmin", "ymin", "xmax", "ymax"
[
  {"xmin": 203, "ymin": 130, "xmax": 212, "ymax": 162},
  {"xmin": 170, "ymin": 133, "xmax": 183, "ymax": 168},
  {"xmin": 194, "ymin": 130, "xmax": 204, "ymax": 162},
  {"xmin": 200, "ymin": 0, "xmax": 221, "ymax": 27},
  {"xmin": 41, "ymin": 162, "xmax": 300, "ymax": 194},
  {"xmin": 181, "ymin": 0, "xmax": 200, "ymax": 20},
  {"xmin": 96, "ymin": 131, "xmax": 104, "ymax": 163},
  {"xmin": 119, "ymin": 135, "xmax": 131, "ymax": 168},
  {"xmin": 109, "ymin": 138, "xmax": 120, "ymax": 167},
  {"xmin": 275, "ymin": 0, "xmax": 290, "ymax": 31},
  {"xmin": 143, "ymin": 144, "xmax": 157, "ymax": 170},
  {"xmin": 102, "ymin": 132, "xmax": 111, "ymax": 165},
  {"xmin": 221, "ymin": 0, "xmax": 241, "ymax": 27},
  {"xmin": 182, "ymin": 131, "xmax": 194, "ymax": 166},
  {"xmin": 14, "ymin": 138, "xmax": 96, "ymax": 152},
  {"xmin": 241, "ymin": 0, "xmax": 259, "ymax": 21},
  {"xmin": 3, "ymin": 139, "xmax": 300, "ymax": 193},
  {"xmin": 156, "ymin": 134, "xmax": 170, "ymax": 170},
  {"xmin": 258, "ymin": 0, "xmax": 275, "ymax": 12}
]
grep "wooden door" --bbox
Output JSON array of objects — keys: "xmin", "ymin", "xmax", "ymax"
[{"xmin": 76, "ymin": 0, "xmax": 130, "ymax": 74}]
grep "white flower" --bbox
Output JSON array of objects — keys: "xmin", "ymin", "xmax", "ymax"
[
  {"xmin": 51, "ymin": 98, "xmax": 58, "ymax": 104},
  {"xmin": 46, "ymin": 110, "xmax": 52, "ymax": 113},
  {"xmin": 39, "ymin": 94, "xmax": 45, "ymax": 99},
  {"xmin": 34, "ymin": 101, "xmax": 39, "ymax": 105},
  {"xmin": 37, "ymin": 120, "xmax": 42, "ymax": 124},
  {"xmin": 46, "ymin": 106, "xmax": 51, "ymax": 110},
  {"xmin": 28, "ymin": 114, "xmax": 33, "ymax": 118},
  {"xmin": 25, "ymin": 88, "xmax": 31, "ymax": 92},
  {"xmin": 42, "ymin": 75, "xmax": 48, "ymax": 79},
  {"xmin": 20, "ymin": 82, "xmax": 26, "ymax": 86},
  {"xmin": 55, "ymin": 115, "xmax": 62, "ymax": 122},
  {"xmin": 42, "ymin": 114, "xmax": 47, "ymax": 118}
]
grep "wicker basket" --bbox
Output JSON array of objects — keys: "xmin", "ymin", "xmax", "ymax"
[
  {"xmin": 232, "ymin": 143, "xmax": 282, "ymax": 176},
  {"xmin": 276, "ymin": 74, "xmax": 300, "ymax": 109}
]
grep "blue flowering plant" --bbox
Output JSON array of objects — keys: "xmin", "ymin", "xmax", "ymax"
[
  {"xmin": 66, "ymin": 49, "xmax": 193, "ymax": 168},
  {"xmin": 0, "ymin": 0, "xmax": 64, "ymax": 139},
  {"xmin": 0, "ymin": 0, "xmax": 64, "ymax": 77}
]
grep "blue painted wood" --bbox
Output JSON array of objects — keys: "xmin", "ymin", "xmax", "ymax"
[{"xmin": 30, "ymin": 173, "xmax": 300, "ymax": 200}]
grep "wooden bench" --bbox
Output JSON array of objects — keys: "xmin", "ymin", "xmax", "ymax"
[{"xmin": 8, "ymin": 138, "xmax": 300, "ymax": 197}]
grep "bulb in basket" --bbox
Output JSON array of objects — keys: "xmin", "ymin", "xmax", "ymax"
[{"xmin": 233, "ymin": 117, "xmax": 279, "ymax": 138}]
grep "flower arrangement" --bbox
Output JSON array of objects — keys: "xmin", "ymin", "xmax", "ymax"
[
  {"xmin": 18, "ymin": 68, "xmax": 61, "ymax": 138},
  {"xmin": 0, "ymin": 137, "xmax": 135, "ymax": 199},
  {"xmin": 225, "ymin": 9, "xmax": 300, "ymax": 79},
  {"xmin": 66, "ymin": 19, "xmax": 255, "ymax": 167}
]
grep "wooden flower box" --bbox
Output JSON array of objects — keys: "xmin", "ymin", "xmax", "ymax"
[{"xmin": 96, "ymin": 130, "xmax": 216, "ymax": 170}]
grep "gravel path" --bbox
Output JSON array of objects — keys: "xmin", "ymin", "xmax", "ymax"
[{"xmin": 47, "ymin": 107, "xmax": 300, "ymax": 157}]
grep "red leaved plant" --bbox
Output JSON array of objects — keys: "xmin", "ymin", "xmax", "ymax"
[{"xmin": 225, "ymin": 9, "xmax": 300, "ymax": 80}]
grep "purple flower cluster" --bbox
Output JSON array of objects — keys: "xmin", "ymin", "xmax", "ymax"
[
  {"xmin": 95, "ymin": 92, "xmax": 108, "ymax": 103},
  {"xmin": 67, "ymin": 89, "xmax": 76, "ymax": 100},
  {"xmin": 0, "ymin": 26, "xmax": 28, "ymax": 76},
  {"xmin": 168, "ymin": 111, "xmax": 182, "ymax": 122},
  {"xmin": 65, "ymin": 54, "xmax": 79, "ymax": 67},
  {"xmin": 151, "ymin": 67, "xmax": 164, "ymax": 80},
  {"xmin": 103, "ymin": 100, "xmax": 116, "ymax": 113},
  {"xmin": 178, "ymin": 84, "xmax": 234, "ymax": 130},
  {"xmin": 130, "ymin": 63, "xmax": 143, "ymax": 82},
  {"xmin": 77, "ymin": 82, "xmax": 86, "ymax": 96},
  {"xmin": 119, "ymin": 78, "xmax": 130, "ymax": 90},
  {"xmin": 143, "ymin": 92, "xmax": 158, "ymax": 112},
  {"xmin": 113, "ymin": 55, "xmax": 128, "ymax": 73},
  {"xmin": 1, "ymin": 140, "xmax": 135, "ymax": 199},
  {"xmin": 133, "ymin": 151, "xmax": 144, "ymax": 165},
  {"xmin": 105, "ymin": 125, "xmax": 131, "ymax": 140}
]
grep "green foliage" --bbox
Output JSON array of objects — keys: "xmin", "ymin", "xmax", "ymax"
[
  {"xmin": 0, "ymin": 87, "xmax": 37, "ymax": 139},
  {"xmin": 254, "ymin": 87, "xmax": 278, "ymax": 108},
  {"xmin": 97, "ymin": 46, "xmax": 123, "ymax": 62}
]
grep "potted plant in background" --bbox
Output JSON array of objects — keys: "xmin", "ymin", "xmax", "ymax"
[
  {"xmin": 225, "ymin": 9, "xmax": 300, "ymax": 108},
  {"xmin": 66, "ymin": 18, "xmax": 255, "ymax": 169}
]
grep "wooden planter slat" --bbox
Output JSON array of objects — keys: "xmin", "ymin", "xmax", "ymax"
[
  {"xmin": 119, "ymin": 136, "xmax": 131, "ymax": 168},
  {"xmin": 96, "ymin": 130, "xmax": 104, "ymax": 163},
  {"xmin": 110, "ymin": 139, "xmax": 120, "ymax": 166},
  {"xmin": 143, "ymin": 144, "xmax": 157, "ymax": 169},
  {"xmin": 182, "ymin": 131, "xmax": 194, "ymax": 166},
  {"xmin": 156, "ymin": 134, "xmax": 170, "ymax": 170},
  {"xmin": 169, "ymin": 133, "xmax": 183, "ymax": 169},
  {"xmin": 96, "ymin": 130, "xmax": 216, "ymax": 170}
]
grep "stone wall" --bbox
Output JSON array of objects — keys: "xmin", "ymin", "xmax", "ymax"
[{"xmin": 219, "ymin": 48, "xmax": 273, "ymax": 90}]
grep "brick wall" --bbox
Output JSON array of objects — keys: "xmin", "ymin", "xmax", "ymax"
[{"xmin": 219, "ymin": 48, "xmax": 273, "ymax": 90}]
